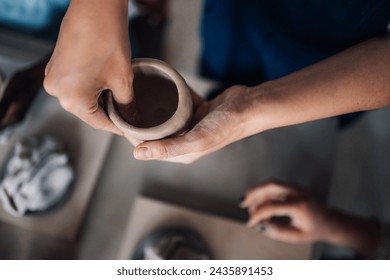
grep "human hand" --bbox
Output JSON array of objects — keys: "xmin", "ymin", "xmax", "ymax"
[
  {"xmin": 242, "ymin": 181, "xmax": 333, "ymax": 244},
  {"xmin": 133, "ymin": 85, "xmax": 254, "ymax": 163},
  {"xmin": 44, "ymin": 0, "xmax": 133, "ymax": 135}
]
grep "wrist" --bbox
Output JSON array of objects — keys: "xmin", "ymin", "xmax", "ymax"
[
  {"xmin": 317, "ymin": 209, "xmax": 350, "ymax": 244},
  {"xmin": 323, "ymin": 209, "xmax": 380, "ymax": 256},
  {"xmin": 69, "ymin": 0, "xmax": 129, "ymax": 21},
  {"xmin": 219, "ymin": 85, "xmax": 266, "ymax": 143},
  {"xmin": 237, "ymin": 82, "xmax": 278, "ymax": 138},
  {"xmin": 67, "ymin": 0, "xmax": 130, "ymax": 43}
]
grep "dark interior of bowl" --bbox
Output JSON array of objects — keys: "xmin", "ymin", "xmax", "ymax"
[{"xmin": 119, "ymin": 71, "xmax": 179, "ymax": 128}]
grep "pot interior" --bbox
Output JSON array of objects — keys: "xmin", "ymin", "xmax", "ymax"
[{"xmin": 119, "ymin": 67, "xmax": 179, "ymax": 128}]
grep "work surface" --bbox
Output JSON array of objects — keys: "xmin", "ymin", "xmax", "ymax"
[
  {"xmin": 118, "ymin": 196, "xmax": 311, "ymax": 259},
  {"xmin": 0, "ymin": 32, "xmax": 338, "ymax": 259}
]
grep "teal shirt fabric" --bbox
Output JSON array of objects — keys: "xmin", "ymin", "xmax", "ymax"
[{"xmin": 0, "ymin": 0, "xmax": 69, "ymax": 40}]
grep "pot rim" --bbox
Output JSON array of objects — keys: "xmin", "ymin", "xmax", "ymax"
[{"xmin": 107, "ymin": 58, "xmax": 193, "ymax": 141}]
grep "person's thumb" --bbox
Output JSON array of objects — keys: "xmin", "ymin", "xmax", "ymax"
[
  {"xmin": 133, "ymin": 133, "xmax": 205, "ymax": 162},
  {"xmin": 110, "ymin": 79, "xmax": 139, "ymax": 124},
  {"xmin": 110, "ymin": 73, "xmax": 134, "ymax": 105}
]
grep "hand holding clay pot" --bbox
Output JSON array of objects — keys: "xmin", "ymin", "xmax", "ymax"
[
  {"xmin": 133, "ymin": 85, "xmax": 252, "ymax": 163},
  {"xmin": 44, "ymin": 0, "xmax": 132, "ymax": 136}
]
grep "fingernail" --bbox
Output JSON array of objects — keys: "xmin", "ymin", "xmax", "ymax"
[
  {"xmin": 255, "ymin": 223, "xmax": 267, "ymax": 233},
  {"xmin": 135, "ymin": 147, "xmax": 151, "ymax": 159}
]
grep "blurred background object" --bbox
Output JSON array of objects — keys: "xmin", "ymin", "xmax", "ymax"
[
  {"xmin": 0, "ymin": 1, "xmax": 112, "ymax": 258},
  {"xmin": 0, "ymin": 0, "xmax": 69, "ymax": 41},
  {"xmin": 0, "ymin": 0, "xmax": 167, "ymax": 56},
  {"xmin": 0, "ymin": 57, "xmax": 48, "ymax": 142},
  {"xmin": 130, "ymin": 0, "xmax": 168, "ymax": 59}
]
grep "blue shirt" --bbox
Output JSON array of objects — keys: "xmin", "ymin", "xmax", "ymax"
[{"xmin": 200, "ymin": 0, "xmax": 390, "ymax": 86}]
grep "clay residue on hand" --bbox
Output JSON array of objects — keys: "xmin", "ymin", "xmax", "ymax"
[{"xmin": 119, "ymin": 73, "xmax": 178, "ymax": 128}]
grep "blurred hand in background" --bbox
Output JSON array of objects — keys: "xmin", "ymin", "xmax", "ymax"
[{"xmin": 242, "ymin": 181, "xmax": 381, "ymax": 258}]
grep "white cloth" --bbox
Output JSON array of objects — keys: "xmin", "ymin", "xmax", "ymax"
[{"xmin": 0, "ymin": 135, "xmax": 74, "ymax": 216}]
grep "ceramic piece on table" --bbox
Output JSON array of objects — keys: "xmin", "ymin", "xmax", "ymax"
[
  {"xmin": 107, "ymin": 58, "xmax": 193, "ymax": 141},
  {"xmin": 131, "ymin": 227, "xmax": 211, "ymax": 260}
]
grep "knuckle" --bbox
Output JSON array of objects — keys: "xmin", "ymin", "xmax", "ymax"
[
  {"xmin": 58, "ymin": 98, "xmax": 74, "ymax": 112},
  {"xmin": 59, "ymin": 89, "xmax": 98, "ymax": 115},
  {"xmin": 81, "ymin": 112, "xmax": 106, "ymax": 130},
  {"xmin": 89, "ymin": 121, "xmax": 104, "ymax": 130},
  {"xmin": 151, "ymin": 143, "xmax": 169, "ymax": 159},
  {"xmin": 43, "ymin": 76, "xmax": 58, "ymax": 96},
  {"xmin": 156, "ymin": 144, "xmax": 169, "ymax": 159},
  {"xmin": 44, "ymin": 76, "xmax": 75, "ymax": 100},
  {"xmin": 225, "ymin": 85, "xmax": 249, "ymax": 99},
  {"xmin": 113, "ymin": 74, "xmax": 133, "ymax": 90}
]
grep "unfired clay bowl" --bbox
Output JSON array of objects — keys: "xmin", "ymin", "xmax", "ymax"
[{"xmin": 107, "ymin": 58, "xmax": 193, "ymax": 141}]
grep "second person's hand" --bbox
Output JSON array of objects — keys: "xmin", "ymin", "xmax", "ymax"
[
  {"xmin": 242, "ymin": 181, "xmax": 382, "ymax": 257},
  {"xmin": 242, "ymin": 181, "xmax": 333, "ymax": 244}
]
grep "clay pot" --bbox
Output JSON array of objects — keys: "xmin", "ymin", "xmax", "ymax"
[{"xmin": 107, "ymin": 58, "xmax": 193, "ymax": 141}]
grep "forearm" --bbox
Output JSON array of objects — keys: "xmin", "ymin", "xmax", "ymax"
[
  {"xmin": 70, "ymin": 0, "xmax": 128, "ymax": 14},
  {"xmin": 55, "ymin": 0, "xmax": 131, "ymax": 73},
  {"xmin": 45, "ymin": 0, "xmax": 133, "ymax": 135},
  {"xmin": 241, "ymin": 36, "xmax": 390, "ymax": 136},
  {"xmin": 323, "ymin": 209, "xmax": 380, "ymax": 257}
]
